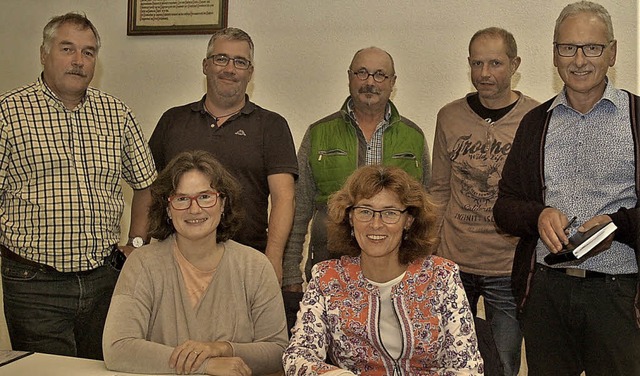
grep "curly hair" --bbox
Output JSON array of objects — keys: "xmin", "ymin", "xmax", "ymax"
[
  {"xmin": 148, "ymin": 150, "xmax": 243, "ymax": 242},
  {"xmin": 326, "ymin": 165, "xmax": 437, "ymax": 264}
]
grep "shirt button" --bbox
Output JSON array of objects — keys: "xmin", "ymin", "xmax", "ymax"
[{"xmin": 210, "ymin": 124, "xmax": 215, "ymax": 128}]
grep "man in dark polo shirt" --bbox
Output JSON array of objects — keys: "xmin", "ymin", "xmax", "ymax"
[{"xmin": 149, "ymin": 27, "xmax": 298, "ymax": 284}]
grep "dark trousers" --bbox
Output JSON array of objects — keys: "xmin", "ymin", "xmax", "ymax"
[
  {"xmin": 460, "ymin": 272, "xmax": 520, "ymax": 376},
  {"xmin": 522, "ymin": 264, "xmax": 640, "ymax": 376},
  {"xmin": 1, "ymin": 256, "xmax": 119, "ymax": 360},
  {"xmin": 282, "ymin": 291, "xmax": 304, "ymax": 337}
]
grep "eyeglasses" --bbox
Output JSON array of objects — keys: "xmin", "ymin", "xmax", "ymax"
[
  {"xmin": 168, "ymin": 191, "xmax": 222, "ymax": 210},
  {"xmin": 349, "ymin": 69, "xmax": 392, "ymax": 83},
  {"xmin": 351, "ymin": 206, "xmax": 408, "ymax": 224},
  {"xmin": 554, "ymin": 42, "xmax": 611, "ymax": 57},
  {"xmin": 207, "ymin": 54, "xmax": 252, "ymax": 70}
]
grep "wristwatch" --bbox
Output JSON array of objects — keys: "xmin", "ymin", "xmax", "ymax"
[{"xmin": 128, "ymin": 236, "xmax": 146, "ymax": 248}]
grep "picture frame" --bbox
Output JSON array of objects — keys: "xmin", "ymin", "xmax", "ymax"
[{"xmin": 127, "ymin": 0, "xmax": 228, "ymax": 36}]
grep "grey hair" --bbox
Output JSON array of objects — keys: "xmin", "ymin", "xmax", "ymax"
[
  {"xmin": 42, "ymin": 12, "xmax": 101, "ymax": 54},
  {"xmin": 554, "ymin": 1, "xmax": 614, "ymax": 42},
  {"xmin": 206, "ymin": 27, "xmax": 254, "ymax": 61}
]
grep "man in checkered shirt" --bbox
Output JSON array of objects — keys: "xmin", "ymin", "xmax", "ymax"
[{"xmin": 0, "ymin": 12, "xmax": 156, "ymax": 360}]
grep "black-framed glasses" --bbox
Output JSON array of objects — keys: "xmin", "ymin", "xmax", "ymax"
[
  {"xmin": 351, "ymin": 206, "xmax": 408, "ymax": 224},
  {"xmin": 207, "ymin": 54, "xmax": 252, "ymax": 70},
  {"xmin": 554, "ymin": 42, "xmax": 612, "ymax": 57},
  {"xmin": 348, "ymin": 69, "xmax": 392, "ymax": 83},
  {"xmin": 168, "ymin": 191, "xmax": 222, "ymax": 210}
]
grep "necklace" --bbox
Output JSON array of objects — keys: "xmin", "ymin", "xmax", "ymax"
[{"xmin": 204, "ymin": 101, "xmax": 243, "ymax": 127}]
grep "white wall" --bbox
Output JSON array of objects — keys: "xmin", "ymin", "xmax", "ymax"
[
  {"xmin": 0, "ymin": 0, "xmax": 638, "ymax": 353},
  {"xmin": 1, "ymin": 0, "xmax": 637, "ymax": 238},
  {"xmin": 1, "ymin": 0, "xmax": 637, "ymax": 146}
]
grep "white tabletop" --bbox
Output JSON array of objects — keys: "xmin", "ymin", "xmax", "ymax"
[{"xmin": 0, "ymin": 352, "xmax": 170, "ymax": 376}]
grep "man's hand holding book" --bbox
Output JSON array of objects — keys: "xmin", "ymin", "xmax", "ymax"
[{"xmin": 544, "ymin": 215, "xmax": 616, "ymax": 265}]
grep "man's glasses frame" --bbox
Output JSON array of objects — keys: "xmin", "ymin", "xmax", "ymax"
[
  {"xmin": 168, "ymin": 191, "xmax": 222, "ymax": 210},
  {"xmin": 207, "ymin": 54, "xmax": 252, "ymax": 70},
  {"xmin": 351, "ymin": 206, "xmax": 408, "ymax": 224},
  {"xmin": 348, "ymin": 69, "xmax": 393, "ymax": 83},
  {"xmin": 553, "ymin": 41, "xmax": 613, "ymax": 58}
]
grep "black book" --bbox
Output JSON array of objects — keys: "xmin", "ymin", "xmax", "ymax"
[{"xmin": 544, "ymin": 221, "xmax": 617, "ymax": 265}]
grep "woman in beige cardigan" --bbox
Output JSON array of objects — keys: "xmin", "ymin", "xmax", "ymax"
[{"xmin": 103, "ymin": 150, "xmax": 288, "ymax": 375}]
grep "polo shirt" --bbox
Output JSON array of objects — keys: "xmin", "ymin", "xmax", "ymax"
[{"xmin": 149, "ymin": 95, "xmax": 298, "ymax": 251}]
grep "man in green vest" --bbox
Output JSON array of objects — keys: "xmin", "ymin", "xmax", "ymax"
[{"xmin": 282, "ymin": 47, "xmax": 430, "ymax": 328}]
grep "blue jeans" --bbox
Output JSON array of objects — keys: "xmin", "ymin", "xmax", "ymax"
[
  {"xmin": 522, "ymin": 264, "xmax": 640, "ymax": 376},
  {"xmin": 1, "ymin": 256, "xmax": 119, "ymax": 360},
  {"xmin": 460, "ymin": 272, "xmax": 522, "ymax": 376}
]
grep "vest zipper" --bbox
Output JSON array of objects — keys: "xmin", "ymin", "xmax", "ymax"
[
  {"xmin": 391, "ymin": 152, "xmax": 418, "ymax": 168},
  {"xmin": 317, "ymin": 149, "xmax": 347, "ymax": 161}
]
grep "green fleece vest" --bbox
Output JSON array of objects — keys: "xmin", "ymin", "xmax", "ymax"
[{"xmin": 308, "ymin": 108, "xmax": 424, "ymax": 204}]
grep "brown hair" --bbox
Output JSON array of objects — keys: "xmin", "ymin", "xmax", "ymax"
[
  {"xmin": 469, "ymin": 27, "xmax": 518, "ymax": 59},
  {"xmin": 148, "ymin": 150, "xmax": 243, "ymax": 242},
  {"xmin": 326, "ymin": 165, "xmax": 437, "ymax": 264}
]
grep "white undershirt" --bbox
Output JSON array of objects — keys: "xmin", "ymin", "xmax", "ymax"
[{"xmin": 367, "ymin": 272, "xmax": 405, "ymax": 360}]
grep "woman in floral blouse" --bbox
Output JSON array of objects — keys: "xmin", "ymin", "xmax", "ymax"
[{"xmin": 283, "ymin": 165, "xmax": 483, "ymax": 375}]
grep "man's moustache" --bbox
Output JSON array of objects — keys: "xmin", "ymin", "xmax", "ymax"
[
  {"xmin": 359, "ymin": 86, "xmax": 380, "ymax": 94},
  {"xmin": 66, "ymin": 69, "xmax": 86, "ymax": 77}
]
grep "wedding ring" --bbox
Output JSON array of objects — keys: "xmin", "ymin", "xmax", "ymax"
[{"xmin": 192, "ymin": 351, "xmax": 200, "ymax": 355}]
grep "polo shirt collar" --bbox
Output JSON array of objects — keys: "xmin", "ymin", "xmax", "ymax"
[{"xmin": 191, "ymin": 94, "xmax": 255, "ymax": 116}]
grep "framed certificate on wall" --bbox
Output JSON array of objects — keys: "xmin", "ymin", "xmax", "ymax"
[{"xmin": 127, "ymin": 0, "xmax": 228, "ymax": 35}]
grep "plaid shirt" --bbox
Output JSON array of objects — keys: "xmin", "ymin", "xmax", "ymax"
[
  {"xmin": 346, "ymin": 99, "xmax": 392, "ymax": 165},
  {"xmin": 0, "ymin": 76, "xmax": 156, "ymax": 272}
]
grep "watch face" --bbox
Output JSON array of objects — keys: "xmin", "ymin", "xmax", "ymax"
[{"xmin": 132, "ymin": 237, "xmax": 144, "ymax": 248}]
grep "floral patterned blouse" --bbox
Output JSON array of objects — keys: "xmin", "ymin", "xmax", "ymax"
[{"xmin": 283, "ymin": 255, "xmax": 484, "ymax": 375}]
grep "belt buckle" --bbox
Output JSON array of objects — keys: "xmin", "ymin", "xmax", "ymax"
[{"xmin": 565, "ymin": 268, "xmax": 586, "ymax": 278}]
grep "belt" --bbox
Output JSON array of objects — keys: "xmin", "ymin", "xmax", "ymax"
[
  {"xmin": 538, "ymin": 263, "xmax": 637, "ymax": 279},
  {"xmin": 1, "ymin": 244, "xmax": 122, "ymax": 273},
  {"xmin": 0, "ymin": 244, "xmax": 57, "ymax": 272}
]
